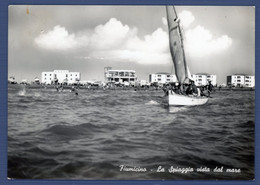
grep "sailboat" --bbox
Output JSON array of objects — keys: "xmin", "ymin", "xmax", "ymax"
[{"xmin": 165, "ymin": 6, "xmax": 208, "ymax": 106}]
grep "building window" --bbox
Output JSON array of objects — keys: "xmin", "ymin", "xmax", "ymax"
[
  {"xmin": 158, "ymin": 78, "xmax": 161, "ymax": 81},
  {"xmin": 66, "ymin": 74, "xmax": 68, "ymax": 77},
  {"xmin": 158, "ymin": 75, "xmax": 161, "ymax": 77},
  {"xmin": 130, "ymin": 72, "xmax": 135, "ymax": 77},
  {"xmin": 45, "ymin": 74, "xmax": 47, "ymax": 76}
]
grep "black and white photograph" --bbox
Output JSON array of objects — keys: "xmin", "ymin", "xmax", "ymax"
[{"xmin": 8, "ymin": 5, "xmax": 255, "ymax": 180}]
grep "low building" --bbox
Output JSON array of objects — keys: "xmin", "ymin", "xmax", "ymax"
[
  {"xmin": 42, "ymin": 70, "xmax": 80, "ymax": 85},
  {"xmin": 245, "ymin": 75, "xmax": 255, "ymax": 87},
  {"xmin": 227, "ymin": 74, "xmax": 255, "ymax": 87},
  {"xmin": 104, "ymin": 67, "xmax": 137, "ymax": 85},
  {"xmin": 191, "ymin": 73, "xmax": 217, "ymax": 86},
  {"xmin": 8, "ymin": 76, "xmax": 17, "ymax": 84},
  {"xmin": 149, "ymin": 72, "xmax": 177, "ymax": 85}
]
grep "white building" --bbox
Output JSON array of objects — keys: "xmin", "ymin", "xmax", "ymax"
[
  {"xmin": 191, "ymin": 73, "xmax": 217, "ymax": 86},
  {"xmin": 42, "ymin": 72, "xmax": 55, "ymax": 85},
  {"xmin": 149, "ymin": 73, "xmax": 177, "ymax": 85},
  {"xmin": 104, "ymin": 67, "xmax": 137, "ymax": 85},
  {"xmin": 245, "ymin": 75, "xmax": 255, "ymax": 87},
  {"xmin": 227, "ymin": 74, "xmax": 255, "ymax": 87},
  {"xmin": 42, "ymin": 70, "xmax": 81, "ymax": 85},
  {"xmin": 8, "ymin": 76, "xmax": 17, "ymax": 84}
]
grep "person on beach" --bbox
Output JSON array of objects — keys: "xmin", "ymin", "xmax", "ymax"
[{"xmin": 71, "ymin": 85, "xmax": 79, "ymax": 95}]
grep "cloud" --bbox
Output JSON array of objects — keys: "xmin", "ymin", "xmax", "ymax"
[
  {"xmin": 162, "ymin": 10, "xmax": 194, "ymax": 28},
  {"xmin": 90, "ymin": 18, "xmax": 132, "ymax": 49},
  {"xmin": 34, "ymin": 25, "xmax": 85, "ymax": 50},
  {"xmin": 34, "ymin": 18, "xmax": 171, "ymax": 65},
  {"xmin": 34, "ymin": 16, "xmax": 232, "ymax": 64},
  {"xmin": 161, "ymin": 10, "xmax": 232, "ymax": 59},
  {"xmin": 162, "ymin": 17, "xmax": 167, "ymax": 26},
  {"xmin": 185, "ymin": 25, "xmax": 232, "ymax": 58},
  {"xmin": 34, "ymin": 18, "xmax": 133, "ymax": 51},
  {"xmin": 175, "ymin": 10, "xmax": 232, "ymax": 58},
  {"xmin": 126, "ymin": 28, "xmax": 168, "ymax": 53},
  {"xmin": 178, "ymin": 10, "xmax": 195, "ymax": 28},
  {"xmin": 89, "ymin": 27, "xmax": 171, "ymax": 65}
]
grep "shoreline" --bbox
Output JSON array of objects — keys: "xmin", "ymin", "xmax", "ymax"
[{"xmin": 8, "ymin": 84, "xmax": 255, "ymax": 92}]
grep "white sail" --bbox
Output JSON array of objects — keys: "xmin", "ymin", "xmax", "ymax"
[
  {"xmin": 165, "ymin": 6, "xmax": 208, "ymax": 106},
  {"xmin": 166, "ymin": 6, "xmax": 189, "ymax": 84}
]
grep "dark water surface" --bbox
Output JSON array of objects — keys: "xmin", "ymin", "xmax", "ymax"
[{"xmin": 8, "ymin": 85, "xmax": 254, "ymax": 180}]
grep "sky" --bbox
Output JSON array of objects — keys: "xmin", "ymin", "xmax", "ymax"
[{"xmin": 8, "ymin": 5, "xmax": 255, "ymax": 84}]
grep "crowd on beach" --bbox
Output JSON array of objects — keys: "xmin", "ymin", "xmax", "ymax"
[{"xmin": 53, "ymin": 79, "xmax": 214, "ymax": 98}]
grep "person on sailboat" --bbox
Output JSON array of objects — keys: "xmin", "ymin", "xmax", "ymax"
[
  {"xmin": 186, "ymin": 80, "xmax": 198, "ymax": 96},
  {"xmin": 173, "ymin": 82, "xmax": 181, "ymax": 94},
  {"xmin": 208, "ymin": 81, "xmax": 213, "ymax": 91},
  {"xmin": 199, "ymin": 86, "xmax": 207, "ymax": 97},
  {"xmin": 163, "ymin": 84, "xmax": 169, "ymax": 96},
  {"xmin": 207, "ymin": 81, "xmax": 213, "ymax": 97},
  {"xmin": 186, "ymin": 84, "xmax": 192, "ymax": 95}
]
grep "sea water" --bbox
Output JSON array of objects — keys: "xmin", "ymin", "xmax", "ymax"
[{"xmin": 8, "ymin": 84, "xmax": 254, "ymax": 180}]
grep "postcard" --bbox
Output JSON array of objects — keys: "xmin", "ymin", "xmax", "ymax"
[{"xmin": 6, "ymin": 4, "xmax": 256, "ymax": 183}]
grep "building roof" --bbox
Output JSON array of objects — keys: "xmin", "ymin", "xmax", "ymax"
[
  {"xmin": 54, "ymin": 70, "xmax": 69, "ymax": 73},
  {"xmin": 232, "ymin": 74, "xmax": 253, "ymax": 76},
  {"xmin": 108, "ymin": 70, "xmax": 136, "ymax": 72},
  {"xmin": 195, "ymin": 73, "xmax": 211, "ymax": 76},
  {"xmin": 155, "ymin": 72, "xmax": 171, "ymax": 75}
]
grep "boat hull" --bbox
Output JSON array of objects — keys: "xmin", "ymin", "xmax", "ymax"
[{"xmin": 167, "ymin": 91, "xmax": 208, "ymax": 106}]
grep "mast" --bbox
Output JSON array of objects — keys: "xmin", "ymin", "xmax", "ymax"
[{"xmin": 166, "ymin": 6, "xmax": 189, "ymax": 84}]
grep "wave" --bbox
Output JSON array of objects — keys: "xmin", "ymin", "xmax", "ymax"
[
  {"xmin": 168, "ymin": 106, "xmax": 188, "ymax": 113},
  {"xmin": 41, "ymin": 122, "xmax": 105, "ymax": 140},
  {"xmin": 8, "ymin": 154, "xmax": 60, "ymax": 179},
  {"xmin": 145, "ymin": 100, "xmax": 159, "ymax": 105},
  {"xmin": 18, "ymin": 90, "xmax": 26, "ymax": 96}
]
